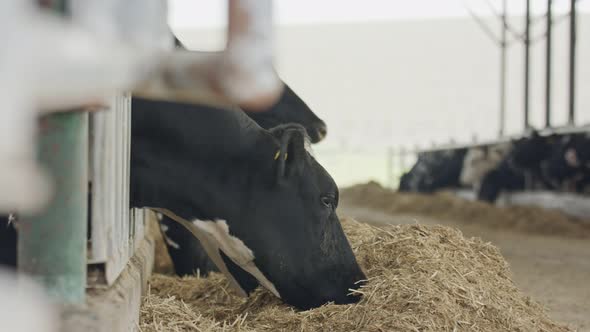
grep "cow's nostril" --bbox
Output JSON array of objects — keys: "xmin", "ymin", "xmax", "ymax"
[{"xmin": 316, "ymin": 125, "xmax": 327, "ymax": 140}]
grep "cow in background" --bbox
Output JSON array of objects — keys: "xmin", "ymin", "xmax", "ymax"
[
  {"xmin": 398, "ymin": 148, "xmax": 467, "ymax": 193},
  {"xmin": 477, "ymin": 131, "xmax": 560, "ymax": 202},
  {"xmin": 541, "ymin": 133, "xmax": 590, "ymax": 193},
  {"xmin": 460, "ymin": 142, "xmax": 512, "ymax": 191}
]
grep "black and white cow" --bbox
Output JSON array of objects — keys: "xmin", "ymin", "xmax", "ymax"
[
  {"xmin": 135, "ymin": 79, "xmax": 328, "ymax": 277},
  {"xmin": 540, "ymin": 133, "xmax": 590, "ymax": 193},
  {"xmin": 0, "ymin": 89, "xmax": 338, "ymax": 310},
  {"xmin": 476, "ymin": 131, "xmax": 558, "ymax": 202},
  {"xmin": 459, "ymin": 142, "xmax": 512, "ymax": 191},
  {"xmin": 131, "ymin": 99, "xmax": 365, "ymax": 310},
  {"xmin": 398, "ymin": 148, "xmax": 467, "ymax": 193},
  {"xmin": 464, "ymin": 131, "xmax": 590, "ymax": 203}
]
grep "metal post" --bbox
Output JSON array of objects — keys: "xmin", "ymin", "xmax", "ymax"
[
  {"xmin": 499, "ymin": 0, "xmax": 508, "ymax": 137},
  {"xmin": 545, "ymin": 0, "xmax": 553, "ymax": 128},
  {"xmin": 524, "ymin": 0, "xmax": 531, "ymax": 130},
  {"xmin": 568, "ymin": 0, "xmax": 576, "ymax": 125},
  {"xmin": 18, "ymin": 0, "xmax": 88, "ymax": 304}
]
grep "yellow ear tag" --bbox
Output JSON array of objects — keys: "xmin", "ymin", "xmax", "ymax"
[
  {"xmin": 284, "ymin": 153, "xmax": 288, "ymax": 161},
  {"xmin": 274, "ymin": 150, "xmax": 281, "ymax": 160}
]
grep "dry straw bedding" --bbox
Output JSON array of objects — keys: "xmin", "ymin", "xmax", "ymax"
[
  {"xmin": 341, "ymin": 182, "xmax": 590, "ymax": 238},
  {"xmin": 140, "ymin": 218, "xmax": 569, "ymax": 332}
]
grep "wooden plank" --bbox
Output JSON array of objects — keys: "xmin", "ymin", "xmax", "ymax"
[
  {"xmin": 88, "ymin": 106, "xmax": 108, "ymax": 263},
  {"xmin": 88, "ymin": 93, "xmax": 143, "ymax": 286},
  {"xmin": 104, "ymin": 94, "xmax": 131, "ymax": 285}
]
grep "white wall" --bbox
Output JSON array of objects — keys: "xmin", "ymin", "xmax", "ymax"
[{"xmin": 173, "ymin": 14, "xmax": 589, "ymax": 186}]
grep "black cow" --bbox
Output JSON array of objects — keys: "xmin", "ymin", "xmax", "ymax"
[
  {"xmin": 398, "ymin": 148, "xmax": 467, "ymax": 193},
  {"xmin": 131, "ymin": 99, "xmax": 365, "ymax": 310}
]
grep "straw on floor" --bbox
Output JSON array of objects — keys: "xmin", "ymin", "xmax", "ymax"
[{"xmin": 140, "ymin": 217, "xmax": 570, "ymax": 332}]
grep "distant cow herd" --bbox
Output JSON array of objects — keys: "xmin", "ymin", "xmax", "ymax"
[{"xmin": 399, "ymin": 130, "xmax": 590, "ymax": 202}]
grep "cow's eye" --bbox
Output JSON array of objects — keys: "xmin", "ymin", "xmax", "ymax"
[
  {"xmin": 321, "ymin": 196, "xmax": 334, "ymax": 209},
  {"xmin": 321, "ymin": 195, "xmax": 335, "ymax": 209}
]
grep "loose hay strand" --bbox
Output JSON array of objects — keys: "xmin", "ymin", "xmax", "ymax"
[{"xmin": 140, "ymin": 217, "xmax": 571, "ymax": 332}]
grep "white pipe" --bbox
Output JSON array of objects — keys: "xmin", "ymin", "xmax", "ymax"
[
  {"xmin": 134, "ymin": 0, "xmax": 283, "ymax": 110},
  {"xmin": 219, "ymin": 0, "xmax": 283, "ymax": 110}
]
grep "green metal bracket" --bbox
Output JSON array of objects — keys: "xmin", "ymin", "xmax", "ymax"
[{"xmin": 18, "ymin": 112, "xmax": 89, "ymax": 304}]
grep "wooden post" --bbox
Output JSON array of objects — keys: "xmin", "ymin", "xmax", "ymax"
[{"xmin": 18, "ymin": 0, "xmax": 88, "ymax": 304}]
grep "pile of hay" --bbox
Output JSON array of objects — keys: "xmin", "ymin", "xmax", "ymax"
[
  {"xmin": 140, "ymin": 217, "xmax": 570, "ymax": 331},
  {"xmin": 342, "ymin": 182, "xmax": 590, "ymax": 238}
]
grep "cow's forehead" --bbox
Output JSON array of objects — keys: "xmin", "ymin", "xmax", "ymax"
[{"xmin": 307, "ymin": 157, "xmax": 337, "ymax": 193}]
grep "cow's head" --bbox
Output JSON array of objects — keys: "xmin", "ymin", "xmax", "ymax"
[
  {"xmin": 243, "ymin": 84, "xmax": 327, "ymax": 144},
  {"xmin": 563, "ymin": 134, "xmax": 590, "ymax": 169},
  {"xmin": 130, "ymin": 105, "xmax": 364, "ymax": 310},
  {"xmin": 221, "ymin": 124, "xmax": 364, "ymax": 309}
]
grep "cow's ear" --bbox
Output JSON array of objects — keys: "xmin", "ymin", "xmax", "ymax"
[{"xmin": 267, "ymin": 124, "xmax": 309, "ymax": 184}]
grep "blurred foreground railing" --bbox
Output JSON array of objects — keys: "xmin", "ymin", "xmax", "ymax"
[
  {"xmin": 1, "ymin": 0, "xmax": 281, "ymax": 307},
  {"xmin": 0, "ymin": 0, "xmax": 282, "ymax": 214}
]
